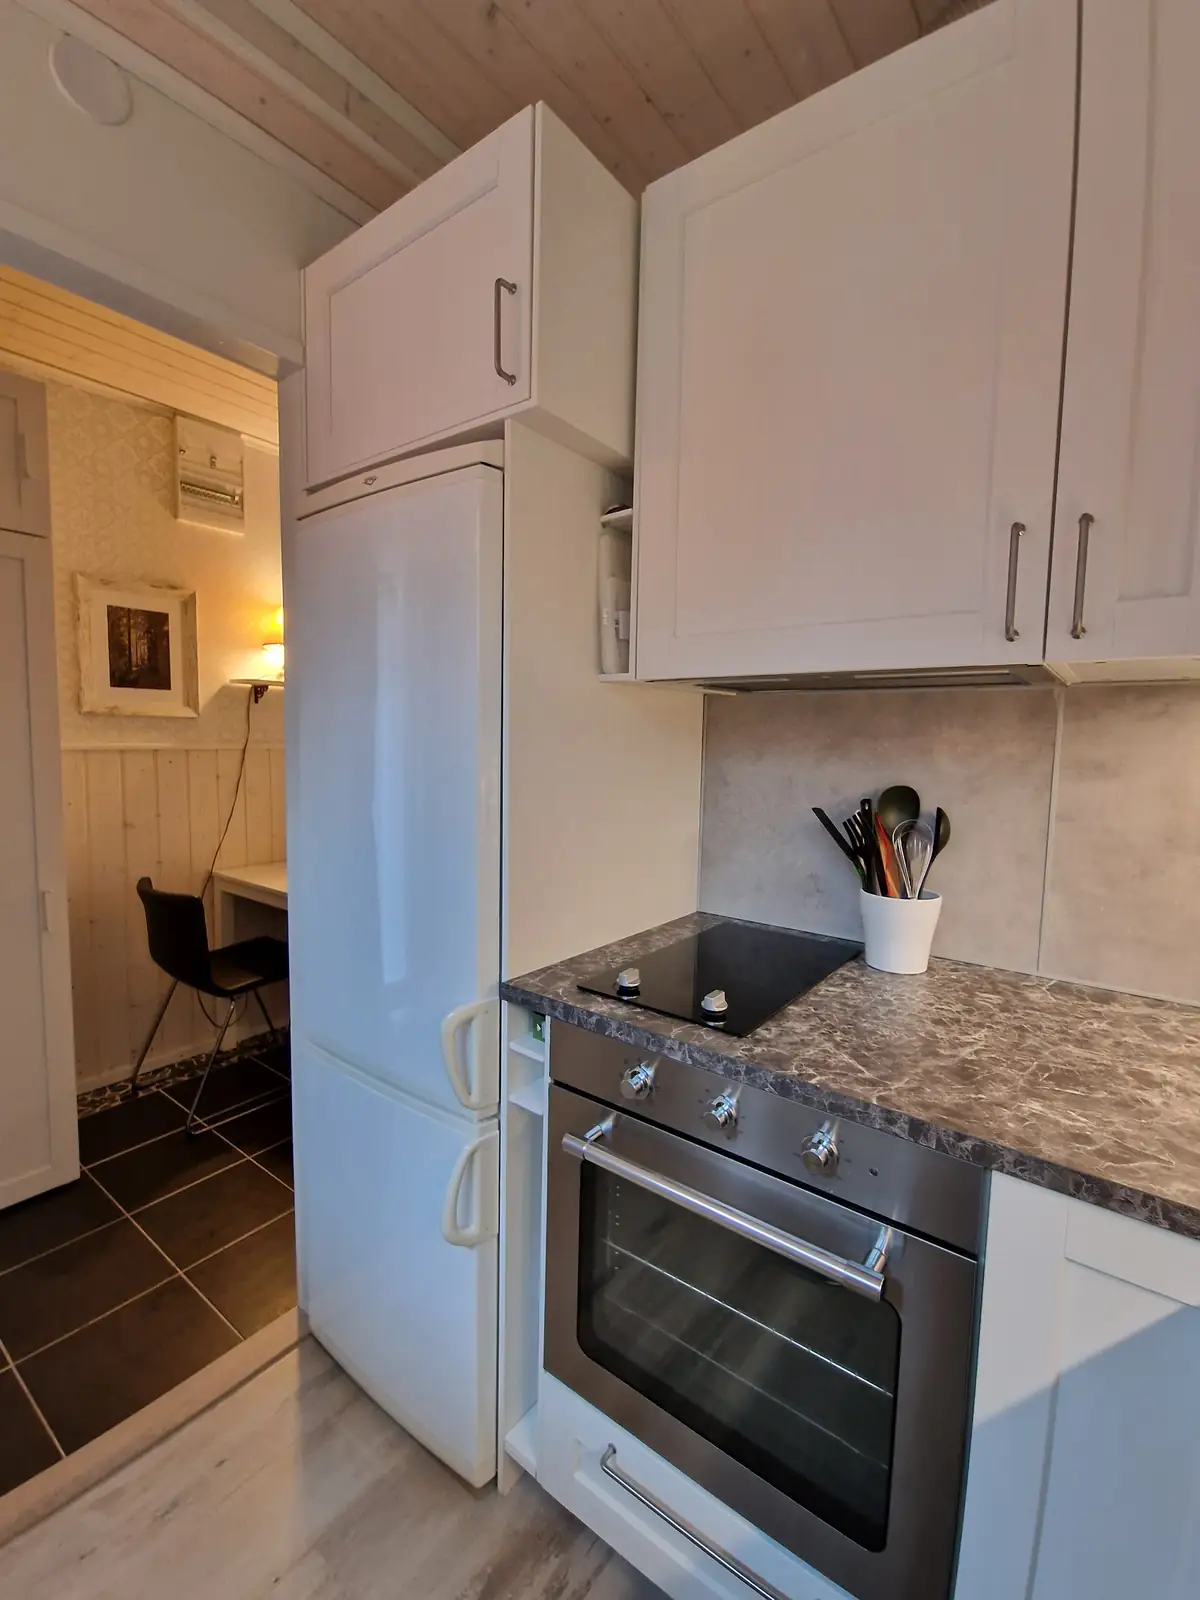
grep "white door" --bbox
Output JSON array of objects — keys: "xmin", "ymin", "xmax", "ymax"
[
  {"xmin": 0, "ymin": 529, "xmax": 79, "ymax": 1209},
  {"xmin": 293, "ymin": 1039, "xmax": 499, "ymax": 1486},
  {"xmin": 284, "ymin": 463, "xmax": 503, "ymax": 1118},
  {"xmin": 0, "ymin": 369, "xmax": 51, "ymax": 537},
  {"xmin": 1047, "ymin": 0, "xmax": 1200, "ymax": 666},
  {"xmin": 635, "ymin": 0, "xmax": 1075, "ymax": 680},
  {"xmin": 303, "ymin": 110, "xmax": 533, "ymax": 488}
]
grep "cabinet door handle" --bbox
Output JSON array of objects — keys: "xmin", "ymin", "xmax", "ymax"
[
  {"xmin": 1070, "ymin": 512, "xmax": 1094, "ymax": 639},
  {"xmin": 493, "ymin": 277, "xmax": 517, "ymax": 386},
  {"xmin": 1004, "ymin": 521, "xmax": 1025, "ymax": 642}
]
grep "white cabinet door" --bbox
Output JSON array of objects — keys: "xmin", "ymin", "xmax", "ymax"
[
  {"xmin": 293, "ymin": 1039, "xmax": 499, "ymax": 1488},
  {"xmin": 1030, "ymin": 1207, "xmax": 1200, "ymax": 1600},
  {"xmin": 960, "ymin": 1176, "xmax": 1200, "ymax": 1600},
  {"xmin": 635, "ymin": 0, "xmax": 1075, "ymax": 680},
  {"xmin": 304, "ymin": 110, "xmax": 533, "ymax": 488},
  {"xmin": 0, "ymin": 369, "xmax": 51, "ymax": 537},
  {"xmin": 1047, "ymin": 0, "xmax": 1200, "ymax": 668},
  {"xmin": 0, "ymin": 529, "xmax": 79, "ymax": 1209}
]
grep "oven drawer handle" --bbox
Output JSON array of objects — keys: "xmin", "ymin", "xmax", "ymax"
[
  {"xmin": 563, "ymin": 1123, "xmax": 889, "ymax": 1301},
  {"xmin": 599, "ymin": 1446, "xmax": 790, "ymax": 1600}
]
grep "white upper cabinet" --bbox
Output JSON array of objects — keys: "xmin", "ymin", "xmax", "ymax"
[
  {"xmin": 303, "ymin": 105, "xmax": 637, "ymax": 489},
  {"xmin": 634, "ymin": 0, "xmax": 1076, "ymax": 681},
  {"xmin": 0, "ymin": 368, "xmax": 51, "ymax": 537},
  {"xmin": 1047, "ymin": 0, "xmax": 1200, "ymax": 674}
]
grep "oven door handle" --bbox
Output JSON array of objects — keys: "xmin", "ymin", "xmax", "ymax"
[{"xmin": 562, "ymin": 1121, "xmax": 890, "ymax": 1302}]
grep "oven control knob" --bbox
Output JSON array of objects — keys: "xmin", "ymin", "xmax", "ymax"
[
  {"xmin": 704, "ymin": 1091, "xmax": 739, "ymax": 1132},
  {"xmin": 620, "ymin": 1062, "xmax": 656, "ymax": 1101},
  {"xmin": 802, "ymin": 1124, "xmax": 839, "ymax": 1177}
]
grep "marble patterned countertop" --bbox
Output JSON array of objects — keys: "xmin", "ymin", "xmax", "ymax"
[{"xmin": 500, "ymin": 912, "xmax": 1200, "ymax": 1240}]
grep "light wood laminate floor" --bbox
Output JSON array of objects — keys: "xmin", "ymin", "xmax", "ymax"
[{"xmin": 0, "ymin": 1339, "xmax": 662, "ymax": 1600}]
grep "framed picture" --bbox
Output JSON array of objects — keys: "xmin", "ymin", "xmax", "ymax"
[{"xmin": 75, "ymin": 575, "xmax": 199, "ymax": 718}]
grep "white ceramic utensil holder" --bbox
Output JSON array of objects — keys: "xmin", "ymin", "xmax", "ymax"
[{"xmin": 859, "ymin": 888, "xmax": 942, "ymax": 974}]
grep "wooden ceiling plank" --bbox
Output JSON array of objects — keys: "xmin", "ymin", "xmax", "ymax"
[
  {"xmin": 656, "ymin": 0, "xmax": 796, "ymax": 131},
  {"xmin": 293, "ymin": 0, "xmax": 517, "ymax": 150},
  {"xmin": 743, "ymin": 0, "xmax": 854, "ymax": 99},
  {"xmin": 413, "ymin": 0, "xmax": 648, "ymax": 191},
  {"xmin": 183, "ymin": 0, "xmax": 443, "ymax": 180},
  {"xmin": 244, "ymin": 0, "xmax": 459, "ymax": 159},
  {"xmin": 575, "ymin": 0, "xmax": 740, "ymax": 161},
  {"xmin": 491, "ymin": 0, "xmax": 689, "ymax": 183},
  {"xmin": 70, "ymin": 0, "xmax": 404, "ymax": 208},
  {"xmin": 828, "ymin": 0, "xmax": 920, "ymax": 66}
]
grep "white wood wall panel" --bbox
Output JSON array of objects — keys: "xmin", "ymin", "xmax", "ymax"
[{"xmin": 62, "ymin": 745, "xmax": 284, "ymax": 1087}]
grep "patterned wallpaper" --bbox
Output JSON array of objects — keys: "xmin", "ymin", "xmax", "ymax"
[{"xmin": 46, "ymin": 380, "xmax": 284, "ymax": 750}]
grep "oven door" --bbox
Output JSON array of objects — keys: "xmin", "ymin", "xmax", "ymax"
[{"xmin": 545, "ymin": 1084, "xmax": 978, "ymax": 1600}]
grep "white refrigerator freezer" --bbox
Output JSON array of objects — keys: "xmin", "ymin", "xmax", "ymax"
[{"xmin": 285, "ymin": 446, "xmax": 505, "ymax": 1487}]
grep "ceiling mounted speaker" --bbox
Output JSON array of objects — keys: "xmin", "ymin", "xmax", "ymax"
[{"xmin": 49, "ymin": 35, "xmax": 133, "ymax": 126}]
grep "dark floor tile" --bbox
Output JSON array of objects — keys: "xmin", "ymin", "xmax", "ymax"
[
  {"xmin": 88, "ymin": 1130, "xmax": 241, "ymax": 1213},
  {"xmin": 78, "ymin": 1091, "xmax": 187, "ymax": 1166},
  {"xmin": 208, "ymin": 1094, "xmax": 291, "ymax": 1155},
  {"xmin": 0, "ymin": 1370, "xmax": 60, "ymax": 1495},
  {"xmin": 0, "ymin": 1175, "xmax": 121, "ymax": 1275},
  {"xmin": 187, "ymin": 1214, "xmax": 296, "ymax": 1338},
  {"xmin": 135, "ymin": 1161, "xmax": 293, "ymax": 1270},
  {"xmin": 255, "ymin": 1141, "xmax": 294, "ymax": 1189},
  {"xmin": 0, "ymin": 1220, "xmax": 173, "ymax": 1361},
  {"xmin": 161, "ymin": 1060, "xmax": 287, "ymax": 1121},
  {"xmin": 19, "ymin": 1279, "xmax": 239, "ymax": 1454}
]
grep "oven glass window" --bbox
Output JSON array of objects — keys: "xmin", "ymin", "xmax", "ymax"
[{"xmin": 577, "ymin": 1168, "xmax": 901, "ymax": 1550}]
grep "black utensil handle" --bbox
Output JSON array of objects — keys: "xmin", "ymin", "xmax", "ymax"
[{"xmin": 813, "ymin": 807, "xmax": 859, "ymax": 868}]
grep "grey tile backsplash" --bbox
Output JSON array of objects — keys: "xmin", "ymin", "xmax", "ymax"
[{"xmin": 699, "ymin": 683, "xmax": 1200, "ymax": 1003}]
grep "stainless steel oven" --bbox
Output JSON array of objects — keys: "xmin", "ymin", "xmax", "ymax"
[{"xmin": 545, "ymin": 1023, "xmax": 984, "ymax": 1600}]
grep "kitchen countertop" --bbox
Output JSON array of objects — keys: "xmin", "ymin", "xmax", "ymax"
[{"xmin": 501, "ymin": 912, "xmax": 1200, "ymax": 1241}]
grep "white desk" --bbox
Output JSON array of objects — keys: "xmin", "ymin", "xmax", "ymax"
[{"xmin": 213, "ymin": 860, "xmax": 287, "ymax": 946}]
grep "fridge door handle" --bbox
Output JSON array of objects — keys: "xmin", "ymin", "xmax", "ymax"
[
  {"xmin": 441, "ymin": 1128, "xmax": 499, "ymax": 1248},
  {"xmin": 440, "ymin": 998, "xmax": 499, "ymax": 1110}
]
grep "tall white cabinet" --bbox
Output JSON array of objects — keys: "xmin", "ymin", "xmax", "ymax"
[
  {"xmin": 634, "ymin": 0, "xmax": 1075, "ymax": 681},
  {"xmin": 303, "ymin": 104, "xmax": 638, "ymax": 489},
  {"xmin": 1047, "ymin": 0, "xmax": 1200, "ymax": 672},
  {"xmin": 0, "ymin": 374, "xmax": 79, "ymax": 1208}
]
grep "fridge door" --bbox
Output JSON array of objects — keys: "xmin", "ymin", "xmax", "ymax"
[
  {"xmin": 294, "ymin": 1038, "xmax": 499, "ymax": 1486},
  {"xmin": 286, "ymin": 463, "xmax": 503, "ymax": 1117}
]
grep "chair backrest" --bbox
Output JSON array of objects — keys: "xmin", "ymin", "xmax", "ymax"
[{"xmin": 136, "ymin": 878, "xmax": 214, "ymax": 991}]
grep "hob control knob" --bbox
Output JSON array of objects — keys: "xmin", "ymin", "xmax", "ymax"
[
  {"xmin": 802, "ymin": 1124, "xmax": 839, "ymax": 1177},
  {"xmin": 701, "ymin": 988, "xmax": 729, "ymax": 1017},
  {"xmin": 616, "ymin": 967, "xmax": 641, "ymax": 993},
  {"xmin": 704, "ymin": 1091, "xmax": 739, "ymax": 1132},
  {"xmin": 620, "ymin": 1062, "xmax": 656, "ymax": 1101}
]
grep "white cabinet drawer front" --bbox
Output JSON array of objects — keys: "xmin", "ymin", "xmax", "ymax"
[
  {"xmin": 635, "ymin": 0, "xmax": 1074, "ymax": 680},
  {"xmin": 537, "ymin": 1375, "xmax": 849, "ymax": 1600},
  {"xmin": 1064, "ymin": 1199, "xmax": 1200, "ymax": 1307},
  {"xmin": 1049, "ymin": 0, "xmax": 1200, "ymax": 664},
  {"xmin": 304, "ymin": 110, "xmax": 533, "ymax": 487}
]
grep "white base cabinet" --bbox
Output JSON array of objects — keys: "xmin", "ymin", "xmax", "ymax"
[
  {"xmin": 634, "ymin": 0, "xmax": 1075, "ymax": 681},
  {"xmin": 303, "ymin": 103, "xmax": 637, "ymax": 489},
  {"xmin": 957, "ymin": 1175, "xmax": 1200, "ymax": 1600}
]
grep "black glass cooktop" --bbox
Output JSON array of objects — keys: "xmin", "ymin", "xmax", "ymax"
[{"xmin": 578, "ymin": 921, "xmax": 862, "ymax": 1037}]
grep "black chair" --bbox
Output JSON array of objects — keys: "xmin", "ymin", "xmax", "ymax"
[{"xmin": 130, "ymin": 877, "xmax": 289, "ymax": 1133}]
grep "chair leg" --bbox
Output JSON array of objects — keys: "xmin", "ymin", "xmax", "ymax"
[
  {"xmin": 251, "ymin": 987, "xmax": 282, "ymax": 1050},
  {"xmin": 129, "ymin": 980, "xmax": 178, "ymax": 1094},
  {"xmin": 186, "ymin": 998, "xmax": 237, "ymax": 1136}
]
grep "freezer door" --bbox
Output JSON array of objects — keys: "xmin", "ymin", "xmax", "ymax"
[
  {"xmin": 285, "ymin": 464, "xmax": 503, "ymax": 1117},
  {"xmin": 294, "ymin": 1039, "xmax": 499, "ymax": 1486}
]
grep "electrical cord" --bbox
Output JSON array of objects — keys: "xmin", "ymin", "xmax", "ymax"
[{"xmin": 197, "ymin": 687, "xmax": 255, "ymax": 1029}]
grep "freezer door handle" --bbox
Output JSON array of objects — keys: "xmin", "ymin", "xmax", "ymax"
[
  {"xmin": 441, "ymin": 1127, "xmax": 499, "ymax": 1248},
  {"xmin": 440, "ymin": 998, "xmax": 499, "ymax": 1111}
]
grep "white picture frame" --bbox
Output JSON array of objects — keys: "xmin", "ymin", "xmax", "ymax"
[{"xmin": 75, "ymin": 574, "xmax": 199, "ymax": 718}]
